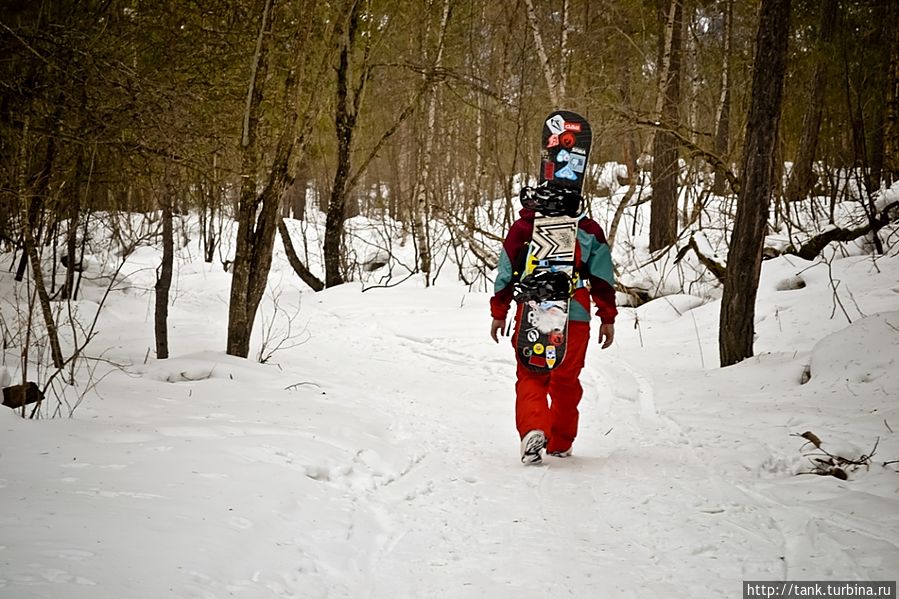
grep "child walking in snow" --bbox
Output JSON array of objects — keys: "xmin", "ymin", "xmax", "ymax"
[{"xmin": 490, "ymin": 201, "xmax": 617, "ymax": 464}]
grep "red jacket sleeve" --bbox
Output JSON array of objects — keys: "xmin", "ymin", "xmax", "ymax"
[{"xmin": 490, "ymin": 218, "xmax": 532, "ymax": 320}]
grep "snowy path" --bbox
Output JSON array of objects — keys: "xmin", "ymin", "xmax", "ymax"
[
  {"xmin": 2, "ymin": 276, "xmax": 897, "ymax": 598},
  {"xmin": 294, "ymin": 287, "xmax": 788, "ymax": 597}
]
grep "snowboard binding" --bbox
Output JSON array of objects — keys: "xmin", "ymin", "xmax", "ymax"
[
  {"xmin": 519, "ymin": 185, "xmax": 585, "ymax": 218},
  {"xmin": 513, "ymin": 270, "xmax": 574, "ymax": 303}
]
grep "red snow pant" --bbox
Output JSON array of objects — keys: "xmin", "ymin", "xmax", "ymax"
[{"xmin": 514, "ymin": 320, "xmax": 590, "ymax": 454}]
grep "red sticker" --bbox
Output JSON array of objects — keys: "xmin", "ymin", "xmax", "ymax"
[
  {"xmin": 544, "ymin": 161, "xmax": 555, "ymax": 180},
  {"xmin": 560, "ymin": 132, "xmax": 576, "ymax": 149},
  {"xmin": 564, "ymin": 122, "xmax": 582, "ymax": 132},
  {"xmin": 528, "ymin": 355, "xmax": 547, "ymax": 368},
  {"xmin": 547, "ymin": 134, "xmax": 559, "ymax": 148}
]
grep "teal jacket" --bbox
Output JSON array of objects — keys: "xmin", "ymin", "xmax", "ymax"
[{"xmin": 490, "ymin": 208, "xmax": 617, "ymax": 324}]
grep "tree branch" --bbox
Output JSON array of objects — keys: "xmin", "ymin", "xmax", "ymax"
[{"xmin": 633, "ymin": 116, "xmax": 741, "ymax": 194}]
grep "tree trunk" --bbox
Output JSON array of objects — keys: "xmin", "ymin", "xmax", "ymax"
[
  {"xmin": 644, "ymin": 0, "xmax": 681, "ymax": 157},
  {"xmin": 719, "ymin": 0, "xmax": 792, "ymax": 367},
  {"xmin": 227, "ymin": 0, "xmax": 275, "ymax": 358},
  {"xmin": 523, "ymin": 0, "xmax": 564, "ymax": 105},
  {"xmin": 155, "ymin": 192, "xmax": 174, "ymax": 360},
  {"xmin": 784, "ymin": 0, "xmax": 836, "ymax": 203},
  {"xmin": 323, "ymin": 2, "xmax": 441, "ymax": 287},
  {"xmin": 412, "ymin": 0, "xmax": 451, "ymax": 286},
  {"xmin": 14, "ymin": 115, "xmax": 63, "ymax": 370},
  {"xmin": 619, "ymin": 60, "xmax": 639, "ymax": 184},
  {"xmin": 204, "ymin": 200, "xmax": 217, "ymax": 264},
  {"xmin": 711, "ymin": 0, "xmax": 733, "ymax": 196},
  {"xmin": 649, "ymin": 0, "xmax": 682, "ymax": 252},
  {"xmin": 288, "ymin": 174, "xmax": 307, "ymax": 221},
  {"xmin": 323, "ymin": 3, "xmax": 361, "ymax": 288},
  {"xmin": 868, "ymin": 1, "xmax": 891, "ymax": 191},
  {"xmin": 62, "ymin": 176, "xmax": 79, "ymax": 299},
  {"xmin": 886, "ymin": 0, "xmax": 899, "ymax": 185}
]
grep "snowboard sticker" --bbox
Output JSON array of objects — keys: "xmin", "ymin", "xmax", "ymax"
[{"xmin": 515, "ymin": 110, "xmax": 592, "ymax": 373}]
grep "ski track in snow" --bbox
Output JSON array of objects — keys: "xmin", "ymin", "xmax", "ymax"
[{"xmin": 297, "ymin": 294, "xmax": 791, "ymax": 597}]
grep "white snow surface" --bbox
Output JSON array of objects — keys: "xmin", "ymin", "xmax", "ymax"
[{"xmin": 2, "ymin": 217, "xmax": 899, "ymax": 597}]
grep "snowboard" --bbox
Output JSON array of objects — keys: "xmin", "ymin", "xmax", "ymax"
[{"xmin": 514, "ymin": 110, "xmax": 592, "ymax": 372}]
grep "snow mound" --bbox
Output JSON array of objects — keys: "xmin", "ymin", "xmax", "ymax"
[
  {"xmin": 635, "ymin": 294, "xmax": 706, "ymax": 323},
  {"xmin": 141, "ymin": 352, "xmax": 281, "ymax": 384},
  {"xmin": 807, "ymin": 311, "xmax": 899, "ymax": 386}
]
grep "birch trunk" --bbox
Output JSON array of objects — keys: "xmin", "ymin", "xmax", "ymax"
[
  {"xmin": 712, "ymin": 0, "xmax": 733, "ymax": 196},
  {"xmin": 644, "ymin": 0, "xmax": 680, "ymax": 156},
  {"xmin": 523, "ymin": 0, "xmax": 563, "ymax": 105},
  {"xmin": 412, "ymin": 0, "xmax": 452, "ymax": 286}
]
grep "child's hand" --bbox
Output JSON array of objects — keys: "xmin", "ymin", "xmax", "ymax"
[
  {"xmin": 490, "ymin": 319, "xmax": 506, "ymax": 343},
  {"xmin": 599, "ymin": 324, "xmax": 615, "ymax": 349}
]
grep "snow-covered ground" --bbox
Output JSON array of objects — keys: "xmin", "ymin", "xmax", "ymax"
[{"xmin": 1, "ymin": 193, "xmax": 898, "ymax": 597}]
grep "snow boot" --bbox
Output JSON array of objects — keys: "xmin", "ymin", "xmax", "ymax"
[
  {"xmin": 520, "ymin": 429, "xmax": 546, "ymax": 465},
  {"xmin": 548, "ymin": 447, "xmax": 572, "ymax": 458}
]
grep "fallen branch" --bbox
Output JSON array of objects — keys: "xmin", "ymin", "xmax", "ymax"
[
  {"xmin": 674, "ymin": 235, "xmax": 727, "ymax": 284},
  {"xmin": 616, "ymin": 282, "xmax": 652, "ymax": 307},
  {"xmin": 789, "ymin": 200, "xmax": 899, "ymax": 260},
  {"xmin": 793, "ymin": 431, "xmax": 884, "ymax": 480},
  {"xmin": 277, "ymin": 220, "xmax": 324, "ymax": 291}
]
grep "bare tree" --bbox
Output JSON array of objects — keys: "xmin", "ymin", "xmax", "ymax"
[
  {"xmin": 154, "ymin": 186, "xmax": 174, "ymax": 360},
  {"xmin": 412, "ymin": 0, "xmax": 453, "ymax": 286},
  {"xmin": 322, "ymin": 0, "xmax": 447, "ymax": 288},
  {"xmin": 649, "ymin": 0, "xmax": 683, "ymax": 252},
  {"xmin": 719, "ymin": 0, "xmax": 792, "ymax": 367},
  {"xmin": 523, "ymin": 0, "xmax": 569, "ymax": 105},
  {"xmin": 711, "ymin": 0, "xmax": 734, "ymax": 196},
  {"xmin": 783, "ymin": 0, "xmax": 837, "ymax": 204},
  {"xmin": 226, "ymin": 0, "xmax": 335, "ymax": 357}
]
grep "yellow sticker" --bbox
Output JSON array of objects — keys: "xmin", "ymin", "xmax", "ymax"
[{"xmin": 533, "ymin": 343, "xmax": 544, "ymax": 355}]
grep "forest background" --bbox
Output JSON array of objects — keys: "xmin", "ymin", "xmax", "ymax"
[{"xmin": 1, "ymin": 0, "xmax": 897, "ymax": 412}]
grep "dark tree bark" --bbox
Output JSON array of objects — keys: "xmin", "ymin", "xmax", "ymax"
[
  {"xmin": 322, "ymin": 2, "xmax": 439, "ymax": 288},
  {"xmin": 15, "ymin": 110, "xmax": 57, "ymax": 283},
  {"xmin": 277, "ymin": 221, "xmax": 324, "ymax": 291},
  {"xmin": 227, "ymin": 0, "xmax": 276, "ymax": 358},
  {"xmin": 784, "ymin": 0, "xmax": 837, "ymax": 203},
  {"xmin": 649, "ymin": 0, "xmax": 683, "ymax": 252},
  {"xmin": 887, "ymin": 0, "xmax": 899, "ymax": 185},
  {"xmin": 155, "ymin": 192, "xmax": 174, "ymax": 360},
  {"xmin": 719, "ymin": 0, "xmax": 792, "ymax": 367},
  {"xmin": 227, "ymin": 0, "xmax": 302, "ymax": 357},
  {"xmin": 61, "ymin": 152, "xmax": 81, "ymax": 300},
  {"xmin": 840, "ymin": 7, "xmax": 885, "ymax": 254},
  {"xmin": 868, "ymin": 1, "xmax": 892, "ymax": 190},
  {"xmin": 203, "ymin": 200, "xmax": 217, "ymax": 264},
  {"xmin": 286, "ymin": 175, "xmax": 307, "ymax": 221},
  {"xmin": 225, "ymin": 0, "xmax": 334, "ymax": 356},
  {"xmin": 323, "ymin": 3, "xmax": 363, "ymax": 289}
]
